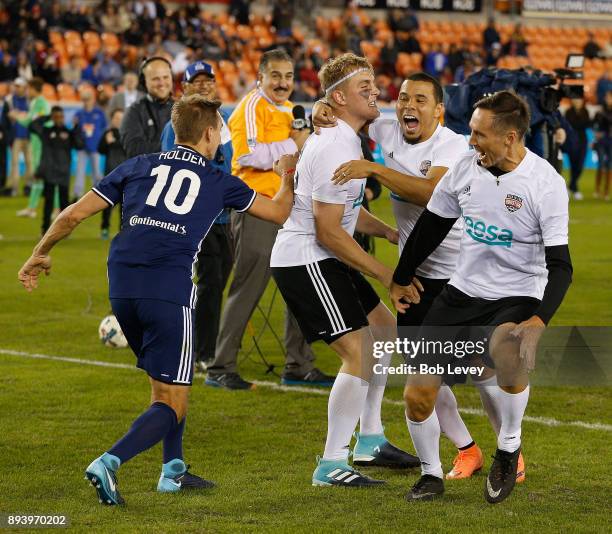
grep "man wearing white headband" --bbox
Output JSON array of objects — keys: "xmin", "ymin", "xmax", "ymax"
[{"xmin": 271, "ymin": 53, "xmax": 422, "ymax": 487}]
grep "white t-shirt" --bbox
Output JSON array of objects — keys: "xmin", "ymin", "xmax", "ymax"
[
  {"xmin": 271, "ymin": 119, "xmax": 365, "ymax": 267},
  {"xmin": 369, "ymin": 120, "xmax": 469, "ymax": 279},
  {"xmin": 428, "ymin": 148, "xmax": 569, "ymax": 300}
]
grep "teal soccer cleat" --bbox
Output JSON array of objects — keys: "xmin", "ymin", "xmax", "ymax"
[
  {"xmin": 353, "ymin": 432, "xmax": 420, "ymax": 469},
  {"xmin": 85, "ymin": 454, "xmax": 124, "ymax": 506},
  {"xmin": 312, "ymin": 457, "xmax": 385, "ymax": 487},
  {"xmin": 157, "ymin": 459, "xmax": 215, "ymax": 493}
]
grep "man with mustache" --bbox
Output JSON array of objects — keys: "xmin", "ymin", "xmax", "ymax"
[{"xmin": 206, "ymin": 49, "xmax": 334, "ymax": 390}]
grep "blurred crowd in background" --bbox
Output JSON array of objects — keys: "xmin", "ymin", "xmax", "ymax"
[{"xmin": 0, "ymin": 0, "xmax": 610, "ymax": 208}]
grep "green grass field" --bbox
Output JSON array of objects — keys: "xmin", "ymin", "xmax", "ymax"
[{"xmin": 0, "ymin": 170, "xmax": 611, "ymax": 532}]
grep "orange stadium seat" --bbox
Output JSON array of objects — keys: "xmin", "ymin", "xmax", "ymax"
[
  {"xmin": 101, "ymin": 33, "xmax": 120, "ymax": 55},
  {"xmin": 0, "ymin": 82, "xmax": 8, "ymax": 98},
  {"xmin": 49, "ymin": 31, "xmax": 64, "ymax": 46},
  {"xmin": 236, "ymin": 25, "xmax": 253, "ymax": 41},
  {"xmin": 57, "ymin": 83, "xmax": 77, "ymax": 102},
  {"xmin": 42, "ymin": 83, "xmax": 57, "ymax": 102},
  {"xmin": 64, "ymin": 30, "xmax": 82, "ymax": 46}
]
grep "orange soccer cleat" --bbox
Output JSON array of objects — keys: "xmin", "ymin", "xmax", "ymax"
[
  {"xmin": 516, "ymin": 452, "xmax": 525, "ymax": 483},
  {"xmin": 446, "ymin": 443, "xmax": 484, "ymax": 480}
]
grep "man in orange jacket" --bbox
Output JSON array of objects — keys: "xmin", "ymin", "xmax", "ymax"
[{"xmin": 206, "ymin": 49, "xmax": 335, "ymax": 390}]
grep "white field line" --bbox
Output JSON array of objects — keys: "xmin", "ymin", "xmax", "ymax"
[{"xmin": 2, "ymin": 348, "xmax": 611, "ymax": 433}]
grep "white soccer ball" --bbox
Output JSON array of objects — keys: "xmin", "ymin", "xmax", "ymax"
[{"xmin": 98, "ymin": 315, "xmax": 128, "ymax": 348}]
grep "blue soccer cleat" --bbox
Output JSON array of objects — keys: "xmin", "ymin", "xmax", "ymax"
[
  {"xmin": 157, "ymin": 459, "xmax": 215, "ymax": 493},
  {"xmin": 353, "ymin": 432, "xmax": 420, "ymax": 469},
  {"xmin": 312, "ymin": 457, "xmax": 385, "ymax": 487},
  {"xmin": 85, "ymin": 453, "xmax": 124, "ymax": 505}
]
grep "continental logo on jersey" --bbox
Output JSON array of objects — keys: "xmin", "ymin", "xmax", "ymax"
[
  {"xmin": 352, "ymin": 183, "xmax": 365, "ymax": 208},
  {"xmin": 419, "ymin": 160, "xmax": 431, "ymax": 176},
  {"xmin": 129, "ymin": 215, "xmax": 187, "ymax": 235},
  {"xmin": 464, "ymin": 216, "xmax": 513, "ymax": 248},
  {"xmin": 504, "ymin": 194, "xmax": 523, "ymax": 213}
]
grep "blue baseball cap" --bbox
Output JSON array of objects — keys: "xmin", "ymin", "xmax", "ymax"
[{"xmin": 183, "ymin": 61, "xmax": 215, "ymax": 83}]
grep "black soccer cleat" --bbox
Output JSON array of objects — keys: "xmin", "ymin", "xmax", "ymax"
[
  {"xmin": 405, "ymin": 474, "xmax": 445, "ymax": 501},
  {"xmin": 205, "ymin": 372, "xmax": 256, "ymax": 390},
  {"xmin": 158, "ymin": 460, "xmax": 215, "ymax": 492},
  {"xmin": 353, "ymin": 433, "xmax": 421, "ymax": 469},
  {"xmin": 484, "ymin": 448, "xmax": 521, "ymax": 504}
]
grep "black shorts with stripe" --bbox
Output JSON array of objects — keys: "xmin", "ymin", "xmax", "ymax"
[
  {"xmin": 406, "ymin": 285, "xmax": 540, "ymax": 385},
  {"xmin": 272, "ymin": 258, "xmax": 380, "ymax": 344}
]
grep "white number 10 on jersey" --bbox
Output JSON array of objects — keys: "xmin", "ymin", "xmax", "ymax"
[{"xmin": 146, "ymin": 164, "xmax": 201, "ymax": 215}]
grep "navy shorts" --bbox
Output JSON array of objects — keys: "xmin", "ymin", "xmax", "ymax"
[{"xmin": 111, "ymin": 298, "xmax": 194, "ymax": 385}]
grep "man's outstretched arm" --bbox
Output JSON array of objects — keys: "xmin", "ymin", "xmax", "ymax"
[{"xmin": 18, "ymin": 192, "xmax": 109, "ymax": 291}]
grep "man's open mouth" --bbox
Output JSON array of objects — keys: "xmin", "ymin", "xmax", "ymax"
[{"xmin": 403, "ymin": 114, "xmax": 419, "ymax": 132}]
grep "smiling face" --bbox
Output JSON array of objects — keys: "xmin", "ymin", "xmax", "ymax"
[
  {"xmin": 468, "ymin": 107, "xmax": 510, "ymax": 168},
  {"xmin": 143, "ymin": 59, "xmax": 173, "ymax": 101},
  {"xmin": 183, "ymin": 73, "xmax": 217, "ymax": 100},
  {"xmin": 258, "ymin": 60, "xmax": 294, "ymax": 105},
  {"xmin": 341, "ymin": 70, "xmax": 380, "ymax": 123},
  {"xmin": 396, "ymin": 79, "xmax": 443, "ymax": 143}
]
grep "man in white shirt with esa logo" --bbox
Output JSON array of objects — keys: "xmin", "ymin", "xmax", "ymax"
[{"xmin": 391, "ymin": 90, "xmax": 572, "ymax": 504}]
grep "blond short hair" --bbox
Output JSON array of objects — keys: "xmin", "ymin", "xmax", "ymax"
[
  {"xmin": 318, "ymin": 53, "xmax": 373, "ymax": 94},
  {"xmin": 171, "ymin": 94, "xmax": 221, "ymax": 145}
]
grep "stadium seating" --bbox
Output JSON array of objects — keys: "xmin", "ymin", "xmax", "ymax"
[{"xmin": 25, "ymin": 13, "xmax": 611, "ymax": 104}]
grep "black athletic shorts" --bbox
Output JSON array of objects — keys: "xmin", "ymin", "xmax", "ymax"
[
  {"xmin": 397, "ymin": 276, "xmax": 449, "ymax": 327},
  {"xmin": 404, "ymin": 284, "xmax": 540, "ymax": 385},
  {"xmin": 272, "ymin": 258, "xmax": 380, "ymax": 344}
]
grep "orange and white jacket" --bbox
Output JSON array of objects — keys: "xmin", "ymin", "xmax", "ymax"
[{"xmin": 229, "ymin": 87, "xmax": 297, "ymax": 198}]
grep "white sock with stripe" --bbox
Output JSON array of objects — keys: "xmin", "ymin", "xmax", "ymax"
[
  {"xmin": 406, "ymin": 410, "xmax": 443, "ymax": 478},
  {"xmin": 474, "ymin": 374, "xmax": 502, "ymax": 435},
  {"xmin": 497, "ymin": 385, "xmax": 529, "ymax": 453},
  {"xmin": 435, "ymin": 385, "xmax": 473, "ymax": 449},
  {"xmin": 323, "ymin": 373, "xmax": 369, "ymax": 461},
  {"xmin": 359, "ymin": 350, "xmax": 390, "ymax": 435}
]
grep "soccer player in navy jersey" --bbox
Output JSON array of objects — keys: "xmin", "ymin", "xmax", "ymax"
[{"xmin": 18, "ymin": 94, "xmax": 298, "ymax": 506}]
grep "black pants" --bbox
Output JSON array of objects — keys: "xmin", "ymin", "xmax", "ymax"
[
  {"xmin": 569, "ymin": 137, "xmax": 587, "ymax": 193},
  {"xmin": 397, "ymin": 276, "xmax": 449, "ymax": 327},
  {"xmin": 42, "ymin": 181, "xmax": 68, "ymax": 233},
  {"xmin": 101, "ymin": 203, "xmax": 122, "ymax": 231},
  {"xmin": 0, "ymin": 143, "xmax": 7, "ymax": 188},
  {"xmin": 194, "ymin": 223, "xmax": 233, "ymax": 362}
]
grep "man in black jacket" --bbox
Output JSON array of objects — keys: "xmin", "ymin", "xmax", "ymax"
[
  {"xmin": 0, "ymin": 98, "xmax": 13, "ymax": 194},
  {"xmin": 29, "ymin": 106, "xmax": 84, "ymax": 234},
  {"xmin": 98, "ymin": 108, "xmax": 127, "ymax": 238},
  {"xmin": 119, "ymin": 57, "xmax": 173, "ymax": 158}
]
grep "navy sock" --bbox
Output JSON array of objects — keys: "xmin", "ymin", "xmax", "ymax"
[
  {"xmin": 108, "ymin": 402, "xmax": 177, "ymax": 464},
  {"xmin": 163, "ymin": 416, "xmax": 185, "ymax": 463}
]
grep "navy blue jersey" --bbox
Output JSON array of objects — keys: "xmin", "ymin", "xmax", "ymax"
[{"xmin": 93, "ymin": 144, "xmax": 256, "ymax": 308}]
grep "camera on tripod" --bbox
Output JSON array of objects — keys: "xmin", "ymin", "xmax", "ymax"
[{"xmin": 539, "ymin": 54, "xmax": 585, "ymax": 113}]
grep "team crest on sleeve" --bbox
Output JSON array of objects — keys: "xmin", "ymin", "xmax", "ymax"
[
  {"xmin": 504, "ymin": 194, "xmax": 523, "ymax": 213},
  {"xmin": 419, "ymin": 160, "xmax": 431, "ymax": 176}
]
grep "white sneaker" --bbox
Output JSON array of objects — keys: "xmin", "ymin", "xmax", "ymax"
[
  {"xmin": 16, "ymin": 208, "xmax": 37, "ymax": 218},
  {"xmin": 572, "ymin": 192, "xmax": 583, "ymax": 201}
]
